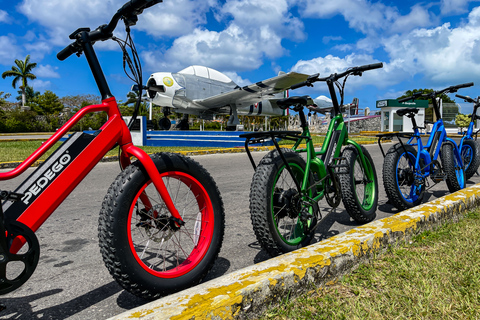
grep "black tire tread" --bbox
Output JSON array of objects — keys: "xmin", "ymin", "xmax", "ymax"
[
  {"xmin": 462, "ymin": 139, "xmax": 480, "ymax": 180},
  {"xmin": 441, "ymin": 143, "xmax": 464, "ymax": 192},
  {"xmin": 249, "ymin": 148, "xmax": 315, "ymax": 257},
  {"xmin": 382, "ymin": 143, "xmax": 423, "ymax": 211},
  {"xmin": 338, "ymin": 145, "xmax": 378, "ymax": 223},
  {"xmin": 98, "ymin": 152, "xmax": 224, "ymax": 300}
]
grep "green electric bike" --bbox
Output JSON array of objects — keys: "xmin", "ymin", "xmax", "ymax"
[{"xmin": 241, "ymin": 63, "xmax": 382, "ymax": 257}]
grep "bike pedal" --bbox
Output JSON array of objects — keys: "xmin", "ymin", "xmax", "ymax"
[
  {"xmin": 0, "ymin": 190, "xmax": 24, "ymax": 202},
  {"xmin": 431, "ymin": 173, "xmax": 446, "ymax": 183}
]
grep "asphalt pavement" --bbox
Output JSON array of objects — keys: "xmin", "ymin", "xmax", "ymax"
[{"xmin": 0, "ymin": 142, "xmax": 478, "ymax": 319}]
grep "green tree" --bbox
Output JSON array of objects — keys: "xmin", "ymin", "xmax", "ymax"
[
  {"xmin": 16, "ymin": 85, "xmax": 40, "ymax": 105},
  {"xmin": 455, "ymin": 113, "xmax": 471, "ymax": 132},
  {"xmin": 397, "ymin": 88, "xmax": 455, "ymax": 104},
  {"xmin": 398, "ymin": 88, "xmax": 457, "ymax": 122},
  {"xmin": 0, "ymin": 91, "xmax": 11, "ymax": 107},
  {"xmin": 30, "ymin": 90, "xmax": 64, "ymax": 115},
  {"xmin": 2, "ymin": 55, "xmax": 37, "ymax": 107}
]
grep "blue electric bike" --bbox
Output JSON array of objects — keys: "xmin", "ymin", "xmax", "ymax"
[
  {"xmin": 455, "ymin": 94, "xmax": 480, "ymax": 180},
  {"xmin": 377, "ymin": 83, "xmax": 473, "ymax": 211}
]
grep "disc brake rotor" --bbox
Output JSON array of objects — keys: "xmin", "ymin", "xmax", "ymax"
[{"xmin": 324, "ymin": 174, "xmax": 341, "ymax": 208}]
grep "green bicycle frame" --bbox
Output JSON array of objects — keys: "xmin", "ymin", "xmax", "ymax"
[{"xmin": 291, "ymin": 99, "xmax": 374, "ymax": 204}]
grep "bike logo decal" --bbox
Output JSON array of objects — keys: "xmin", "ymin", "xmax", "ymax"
[
  {"xmin": 22, "ymin": 153, "xmax": 72, "ymax": 205},
  {"xmin": 163, "ymin": 77, "xmax": 174, "ymax": 87}
]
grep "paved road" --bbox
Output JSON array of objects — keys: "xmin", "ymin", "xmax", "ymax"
[{"xmin": 0, "ymin": 143, "xmax": 479, "ymax": 319}]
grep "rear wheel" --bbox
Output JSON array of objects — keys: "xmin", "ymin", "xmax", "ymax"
[
  {"xmin": 249, "ymin": 149, "xmax": 318, "ymax": 257},
  {"xmin": 441, "ymin": 142, "xmax": 465, "ymax": 192},
  {"xmin": 98, "ymin": 153, "xmax": 224, "ymax": 300},
  {"xmin": 383, "ymin": 143, "xmax": 424, "ymax": 211},
  {"xmin": 338, "ymin": 145, "xmax": 378, "ymax": 223},
  {"xmin": 461, "ymin": 139, "xmax": 480, "ymax": 180}
]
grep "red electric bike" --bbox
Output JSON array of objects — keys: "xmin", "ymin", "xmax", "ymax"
[{"xmin": 0, "ymin": 0, "xmax": 224, "ymax": 300}]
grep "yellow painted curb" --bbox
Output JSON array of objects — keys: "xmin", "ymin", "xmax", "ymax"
[{"xmin": 108, "ymin": 184, "xmax": 480, "ymax": 320}]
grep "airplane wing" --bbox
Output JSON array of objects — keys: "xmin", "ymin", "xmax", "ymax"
[{"xmin": 193, "ymin": 72, "xmax": 309, "ymax": 108}]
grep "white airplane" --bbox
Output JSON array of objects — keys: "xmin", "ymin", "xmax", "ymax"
[
  {"xmin": 145, "ymin": 65, "xmax": 309, "ymax": 130},
  {"xmin": 310, "ymin": 95, "xmax": 359, "ymax": 115}
]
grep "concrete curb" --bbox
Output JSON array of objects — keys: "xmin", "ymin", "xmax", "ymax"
[{"xmin": 109, "ymin": 184, "xmax": 480, "ymax": 320}]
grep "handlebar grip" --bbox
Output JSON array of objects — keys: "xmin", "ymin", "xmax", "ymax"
[
  {"xmin": 356, "ymin": 62, "xmax": 384, "ymax": 72},
  {"xmin": 291, "ymin": 81, "xmax": 308, "ymax": 90},
  {"xmin": 398, "ymin": 96, "xmax": 413, "ymax": 103},
  {"xmin": 454, "ymin": 82, "xmax": 474, "ymax": 90},
  {"xmin": 455, "ymin": 94, "xmax": 473, "ymax": 102},
  {"xmin": 119, "ymin": 0, "xmax": 161, "ymax": 15},
  {"xmin": 57, "ymin": 43, "xmax": 78, "ymax": 61}
]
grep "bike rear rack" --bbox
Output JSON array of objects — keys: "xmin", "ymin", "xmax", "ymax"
[
  {"xmin": 240, "ymin": 130, "xmax": 308, "ymax": 170},
  {"xmin": 376, "ymin": 132, "xmax": 416, "ymax": 158}
]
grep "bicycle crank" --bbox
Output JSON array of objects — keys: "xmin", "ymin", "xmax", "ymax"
[{"xmin": 0, "ymin": 221, "xmax": 40, "ymax": 295}]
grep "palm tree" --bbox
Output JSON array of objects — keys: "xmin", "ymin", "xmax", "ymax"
[{"xmin": 2, "ymin": 55, "xmax": 37, "ymax": 107}]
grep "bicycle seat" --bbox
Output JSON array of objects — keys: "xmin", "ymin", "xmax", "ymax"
[
  {"xmin": 276, "ymin": 95, "xmax": 313, "ymax": 109},
  {"xmin": 396, "ymin": 108, "xmax": 419, "ymax": 117}
]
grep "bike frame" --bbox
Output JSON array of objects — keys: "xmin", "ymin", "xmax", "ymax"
[
  {"xmin": 379, "ymin": 96, "xmax": 464, "ymax": 188},
  {"xmin": 242, "ymin": 78, "xmax": 374, "ymax": 203},
  {"xmin": 459, "ymin": 98, "xmax": 479, "ymax": 150},
  {"xmin": 0, "ymin": 30, "xmax": 182, "ymax": 254},
  {"xmin": 292, "ymin": 78, "xmax": 374, "ymax": 201}
]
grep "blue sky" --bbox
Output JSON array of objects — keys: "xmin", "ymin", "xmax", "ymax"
[{"xmin": 2, "ymin": 0, "xmax": 480, "ymax": 114}]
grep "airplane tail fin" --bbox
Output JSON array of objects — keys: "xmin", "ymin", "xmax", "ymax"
[
  {"xmin": 277, "ymin": 71, "xmax": 290, "ymax": 115},
  {"xmin": 352, "ymin": 97, "xmax": 359, "ymax": 115}
]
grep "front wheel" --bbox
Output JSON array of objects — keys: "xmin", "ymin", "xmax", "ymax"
[
  {"xmin": 98, "ymin": 153, "xmax": 225, "ymax": 300},
  {"xmin": 338, "ymin": 145, "xmax": 378, "ymax": 223},
  {"xmin": 249, "ymin": 148, "xmax": 318, "ymax": 257},
  {"xmin": 383, "ymin": 143, "xmax": 424, "ymax": 211},
  {"xmin": 441, "ymin": 142, "xmax": 465, "ymax": 192},
  {"xmin": 461, "ymin": 139, "xmax": 480, "ymax": 180}
]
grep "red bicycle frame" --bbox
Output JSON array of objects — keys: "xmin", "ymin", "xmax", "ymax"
[{"xmin": 0, "ymin": 97, "xmax": 182, "ymax": 253}]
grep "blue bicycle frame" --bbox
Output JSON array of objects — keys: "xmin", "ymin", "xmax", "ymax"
[{"xmin": 406, "ymin": 117, "xmax": 463, "ymax": 184}]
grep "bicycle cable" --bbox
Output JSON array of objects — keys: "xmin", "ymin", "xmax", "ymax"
[
  {"xmin": 113, "ymin": 24, "xmax": 144, "ymax": 131},
  {"xmin": 112, "ymin": 23, "xmax": 145, "ymax": 168}
]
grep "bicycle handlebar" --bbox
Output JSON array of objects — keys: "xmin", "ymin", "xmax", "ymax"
[
  {"xmin": 456, "ymin": 94, "xmax": 474, "ymax": 103},
  {"xmin": 399, "ymin": 82, "xmax": 474, "ymax": 103},
  {"xmin": 57, "ymin": 0, "xmax": 162, "ymax": 61},
  {"xmin": 398, "ymin": 92, "xmax": 423, "ymax": 103},
  {"xmin": 290, "ymin": 62, "xmax": 383, "ymax": 90}
]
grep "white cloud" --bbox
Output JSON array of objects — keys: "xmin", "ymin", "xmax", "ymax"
[
  {"xmin": 441, "ymin": 0, "xmax": 480, "ymax": 15},
  {"xmin": 30, "ymin": 79, "xmax": 52, "ymax": 92},
  {"xmin": 138, "ymin": 0, "xmax": 216, "ymax": 38},
  {"xmin": 222, "ymin": 71, "xmax": 250, "ymax": 86},
  {"xmin": 0, "ymin": 36, "xmax": 21, "ymax": 65},
  {"xmin": 143, "ymin": 25, "xmax": 272, "ymax": 72},
  {"xmin": 290, "ymin": 53, "xmax": 399, "ymax": 91},
  {"xmin": 298, "ymin": 0, "xmax": 434, "ymax": 35},
  {"xmin": 323, "ymin": 36, "xmax": 343, "ymax": 44},
  {"xmin": 18, "ymin": 0, "xmax": 123, "ymax": 46},
  {"xmin": 382, "ymin": 6, "xmax": 480, "ymax": 84},
  {"xmin": 142, "ymin": 0, "xmax": 305, "ymax": 74},
  {"xmin": 36, "ymin": 65, "xmax": 60, "ymax": 78},
  {"xmin": 0, "ymin": 10, "xmax": 10, "ymax": 23}
]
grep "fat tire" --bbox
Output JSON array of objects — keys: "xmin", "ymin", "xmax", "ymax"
[
  {"xmin": 441, "ymin": 142, "xmax": 465, "ymax": 192},
  {"xmin": 461, "ymin": 139, "xmax": 480, "ymax": 180},
  {"xmin": 98, "ymin": 152, "xmax": 224, "ymax": 300},
  {"xmin": 383, "ymin": 143, "xmax": 424, "ymax": 211},
  {"xmin": 249, "ymin": 148, "xmax": 318, "ymax": 257},
  {"xmin": 338, "ymin": 145, "xmax": 378, "ymax": 223}
]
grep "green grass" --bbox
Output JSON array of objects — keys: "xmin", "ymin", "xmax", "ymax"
[
  {"xmin": 0, "ymin": 135, "xmax": 377, "ymax": 163},
  {"xmin": 0, "ymin": 140, "xmax": 213, "ymax": 163},
  {"xmin": 261, "ymin": 211, "xmax": 480, "ymax": 319}
]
